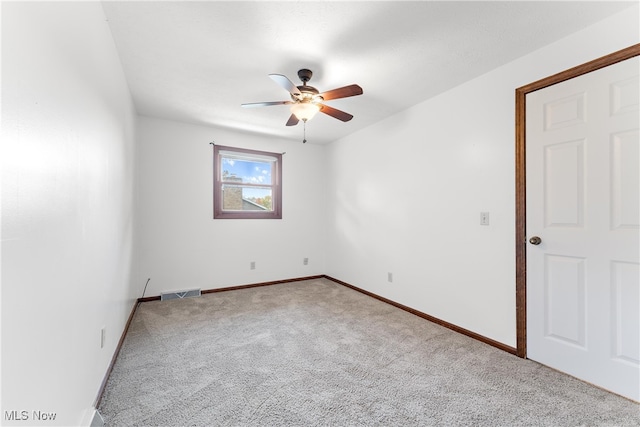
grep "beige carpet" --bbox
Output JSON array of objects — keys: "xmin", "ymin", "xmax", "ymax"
[{"xmin": 99, "ymin": 278, "xmax": 639, "ymax": 426}]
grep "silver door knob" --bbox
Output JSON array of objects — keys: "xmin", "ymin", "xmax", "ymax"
[{"xmin": 529, "ymin": 236, "xmax": 542, "ymax": 245}]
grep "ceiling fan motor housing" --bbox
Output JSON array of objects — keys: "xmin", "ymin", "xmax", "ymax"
[{"xmin": 295, "ymin": 69, "xmax": 320, "ymax": 101}]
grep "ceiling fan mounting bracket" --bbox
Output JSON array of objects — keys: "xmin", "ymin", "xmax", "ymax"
[{"xmin": 297, "ymin": 69, "xmax": 313, "ymax": 84}]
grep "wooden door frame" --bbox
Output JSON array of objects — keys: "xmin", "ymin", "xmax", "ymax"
[{"xmin": 515, "ymin": 43, "xmax": 640, "ymax": 358}]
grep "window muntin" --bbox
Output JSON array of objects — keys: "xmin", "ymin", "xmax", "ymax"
[{"xmin": 214, "ymin": 145, "xmax": 282, "ymax": 219}]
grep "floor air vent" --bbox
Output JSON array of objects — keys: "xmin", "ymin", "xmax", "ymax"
[{"xmin": 161, "ymin": 289, "xmax": 201, "ymax": 301}]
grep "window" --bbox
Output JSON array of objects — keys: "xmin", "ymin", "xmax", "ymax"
[{"xmin": 213, "ymin": 145, "xmax": 282, "ymax": 219}]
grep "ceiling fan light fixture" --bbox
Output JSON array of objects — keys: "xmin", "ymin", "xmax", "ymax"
[
  {"xmin": 242, "ymin": 69, "xmax": 362, "ymax": 128},
  {"xmin": 290, "ymin": 102, "xmax": 320, "ymax": 122}
]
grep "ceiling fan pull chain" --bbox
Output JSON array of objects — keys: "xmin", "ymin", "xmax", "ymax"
[{"xmin": 303, "ymin": 120, "xmax": 307, "ymax": 144}]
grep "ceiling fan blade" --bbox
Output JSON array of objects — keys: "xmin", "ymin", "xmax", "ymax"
[
  {"xmin": 318, "ymin": 104, "xmax": 354, "ymax": 122},
  {"xmin": 319, "ymin": 84, "xmax": 363, "ymax": 101},
  {"xmin": 269, "ymin": 74, "xmax": 302, "ymax": 97},
  {"xmin": 241, "ymin": 101, "xmax": 293, "ymax": 108},
  {"xmin": 285, "ymin": 114, "xmax": 299, "ymax": 126}
]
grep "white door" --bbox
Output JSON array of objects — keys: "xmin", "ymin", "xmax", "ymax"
[{"xmin": 526, "ymin": 56, "xmax": 640, "ymax": 401}]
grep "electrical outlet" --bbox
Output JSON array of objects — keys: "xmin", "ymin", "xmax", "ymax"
[
  {"xmin": 250, "ymin": 261, "xmax": 256, "ymax": 270},
  {"xmin": 100, "ymin": 327, "xmax": 106, "ymax": 349},
  {"xmin": 303, "ymin": 257, "xmax": 309, "ymax": 265},
  {"xmin": 388, "ymin": 272, "xmax": 393, "ymax": 283}
]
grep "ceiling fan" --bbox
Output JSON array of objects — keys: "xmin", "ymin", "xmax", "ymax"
[{"xmin": 241, "ymin": 69, "xmax": 363, "ymax": 127}]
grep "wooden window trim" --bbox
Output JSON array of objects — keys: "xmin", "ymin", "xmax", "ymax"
[{"xmin": 213, "ymin": 145, "xmax": 282, "ymax": 219}]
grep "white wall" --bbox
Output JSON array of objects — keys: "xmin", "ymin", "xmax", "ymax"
[
  {"xmin": 1, "ymin": 2, "xmax": 138, "ymax": 425},
  {"xmin": 325, "ymin": 5, "xmax": 639, "ymax": 347},
  {"xmin": 134, "ymin": 117, "xmax": 326, "ymax": 297}
]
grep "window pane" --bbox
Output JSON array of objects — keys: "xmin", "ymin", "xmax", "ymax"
[
  {"xmin": 222, "ymin": 185, "xmax": 273, "ymax": 211},
  {"xmin": 222, "ymin": 158, "xmax": 272, "ymax": 185}
]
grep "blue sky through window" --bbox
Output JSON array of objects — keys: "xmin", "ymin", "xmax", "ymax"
[{"xmin": 222, "ymin": 158, "xmax": 272, "ymax": 199}]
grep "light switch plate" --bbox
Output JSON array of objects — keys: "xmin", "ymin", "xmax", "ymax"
[{"xmin": 480, "ymin": 212, "xmax": 490, "ymax": 225}]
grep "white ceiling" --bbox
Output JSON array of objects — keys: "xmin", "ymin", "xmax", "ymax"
[{"xmin": 102, "ymin": 1, "xmax": 635, "ymax": 144}]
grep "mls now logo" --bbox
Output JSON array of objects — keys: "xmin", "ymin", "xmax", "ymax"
[{"xmin": 5, "ymin": 410, "xmax": 57, "ymax": 421}]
